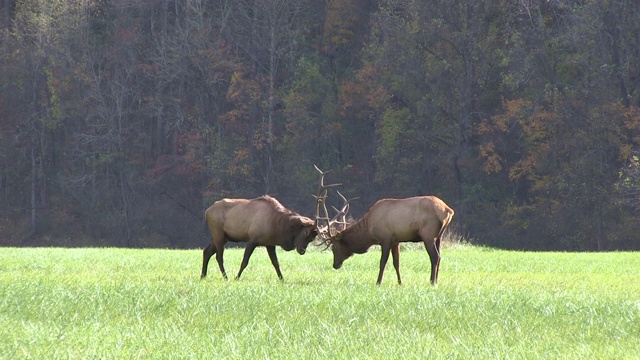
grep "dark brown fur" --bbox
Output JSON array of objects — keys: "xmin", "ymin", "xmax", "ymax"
[
  {"xmin": 201, "ymin": 195, "xmax": 317, "ymax": 280},
  {"xmin": 330, "ymin": 196, "xmax": 454, "ymax": 285}
]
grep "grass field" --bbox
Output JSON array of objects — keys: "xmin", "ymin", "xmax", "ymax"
[{"xmin": 1, "ymin": 244, "xmax": 639, "ymax": 359}]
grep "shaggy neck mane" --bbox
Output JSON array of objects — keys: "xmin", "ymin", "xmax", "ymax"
[
  {"xmin": 257, "ymin": 195, "xmax": 293, "ymax": 215},
  {"xmin": 341, "ymin": 216, "xmax": 371, "ymax": 252},
  {"xmin": 256, "ymin": 195, "xmax": 310, "ymax": 232}
]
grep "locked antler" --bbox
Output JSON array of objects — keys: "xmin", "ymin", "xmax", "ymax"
[
  {"xmin": 330, "ymin": 190, "xmax": 359, "ymax": 232},
  {"xmin": 313, "ymin": 165, "xmax": 359, "ymax": 242},
  {"xmin": 313, "ymin": 165, "xmax": 341, "ymax": 239}
]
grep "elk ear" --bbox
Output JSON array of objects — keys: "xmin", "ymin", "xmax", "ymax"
[
  {"xmin": 298, "ymin": 217, "xmax": 314, "ymax": 227},
  {"xmin": 295, "ymin": 217, "xmax": 315, "ymax": 231}
]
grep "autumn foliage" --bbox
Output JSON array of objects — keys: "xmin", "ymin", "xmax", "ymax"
[{"xmin": 1, "ymin": 0, "xmax": 639, "ymax": 250}]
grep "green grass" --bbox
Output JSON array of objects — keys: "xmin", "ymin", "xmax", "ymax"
[{"xmin": 1, "ymin": 245, "xmax": 639, "ymax": 359}]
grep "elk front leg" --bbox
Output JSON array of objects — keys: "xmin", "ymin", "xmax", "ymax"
[
  {"xmin": 266, "ymin": 245, "xmax": 284, "ymax": 280},
  {"xmin": 377, "ymin": 244, "xmax": 391, "ymax": 285},
  {"xmin": 236, "ymin": 242, "xmax": 258, "ymax": 279},
  {"xmin": 391, "ymin": 243, "xmax": 402, "ymax": 285}
]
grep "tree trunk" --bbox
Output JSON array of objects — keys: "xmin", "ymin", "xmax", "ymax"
[
  {"xmin": 30, "ymin": 146, "xmax": 37, "ymax": 236},
  {"xmin": 265, "ymin": 24, "xmax": 277, "ymax": 194},
  {"xmin": 119, "ymin": 169, "xmax": 132, "ymax": 247}
]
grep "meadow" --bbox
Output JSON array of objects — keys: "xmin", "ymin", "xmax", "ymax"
[{"xmin": 1, "ymin": 244, "xmax": 638, "ymax": 359}]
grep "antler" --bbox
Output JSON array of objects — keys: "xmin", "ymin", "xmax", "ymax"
[
  {"xmin": 313, "ymin": 165, "xmax": 341, "ymax": 240},
  {"xmin": 330, "ymin": 190, "xmax": 358, "ymax": 232},
  {"xmin": 313, "ymin": 165, "xmax": 359, "ymax": 245}
]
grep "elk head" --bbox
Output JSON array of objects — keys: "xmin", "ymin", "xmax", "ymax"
[{"xmin": 292, "ymin": 216, "xmax": 317, "ymax": 255}]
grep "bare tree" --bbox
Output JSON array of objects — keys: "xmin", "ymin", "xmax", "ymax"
[{"xmin": 226, "ymin": 0, "xmax": 308, "ymax": 193}]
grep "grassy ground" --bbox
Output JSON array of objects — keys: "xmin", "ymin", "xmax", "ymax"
[{"xmin": 1, "ymin": 245, "xmax": 638, "ymax": 359}]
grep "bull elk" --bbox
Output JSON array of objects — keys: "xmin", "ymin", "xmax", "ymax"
[
  {"xmin": 201, "ymin": 195, "xmax": 317, "ymax": 280},
  {"xmin": 315, "ymin": 168, "xmax": 454, "ymax": 285}
]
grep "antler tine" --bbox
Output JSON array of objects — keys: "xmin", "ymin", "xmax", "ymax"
[
  {"xmin": 337, "ymin": 191, "xmax": 359, "ymax": 213},
  {"xmin": 329, "ymin": 205, "xmax": 345, "ymax": 227},
  {"xmin": 331, "ymin": 190, "xmax": 359, "ymax": 231},
  {"xmin": 313, "ymin": 165, "xmax": 341, "ymax": 193},
  {"xmin": 313, "ymin": 164, "xmax": 326, "ymax": 175}
]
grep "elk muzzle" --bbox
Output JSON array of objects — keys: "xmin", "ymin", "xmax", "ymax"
[
  {"xmin": 332, "ymin": 250, "xmax": 345, "ymax": 269},
  {"xmin": 331, "ymin": 239, "xmax": 350, "ymax": 269}
]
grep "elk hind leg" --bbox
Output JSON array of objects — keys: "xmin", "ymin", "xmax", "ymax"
[
  {"xmin": 391, "ymin": 243, "xmax": 402, "ymax": 285},
  {"xmin": 421, "ymin": 226, "xmax": 441, "ymax": 285},
  {"xmin": 266, "ymin": 245, "xmax": 284, "ymax": 280},
  {"xmin": 434, "ymin": 232, "xmax": 442, "ymax": 282},
  {"xmin": 377, "ymin": 244, "xmax": 391, "ymax": 285},
  {"xmin": 423, "ymin": 241, "xmax": 440, "ymax": 285}
]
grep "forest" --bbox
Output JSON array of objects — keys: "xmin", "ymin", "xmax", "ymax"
[{"xmin": 0, "ymin": 0, "xmax": 639, "ymax": 250}]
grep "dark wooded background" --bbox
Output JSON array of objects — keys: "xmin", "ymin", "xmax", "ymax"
[{"xmin": 1, "ymin": 0, "xmax": 639, "ymax": 250}]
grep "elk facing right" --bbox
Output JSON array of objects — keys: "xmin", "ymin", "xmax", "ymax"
[{"xmin": 313, "ymin": 167, "xmax": 454, "ymax": 285}]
